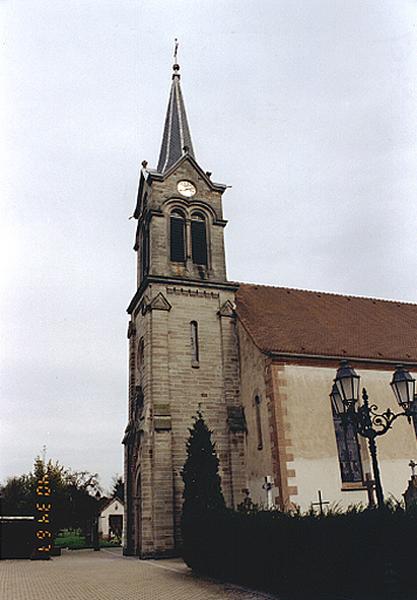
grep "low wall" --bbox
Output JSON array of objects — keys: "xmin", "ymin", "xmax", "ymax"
[{"xmin": 0, "ymin": 516, "xmax": 35, "ymax": 559}]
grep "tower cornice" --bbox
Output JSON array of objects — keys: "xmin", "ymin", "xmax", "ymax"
[{"xmin": 127, "ymin": 276, "xmax": 239, "ymax": 315}]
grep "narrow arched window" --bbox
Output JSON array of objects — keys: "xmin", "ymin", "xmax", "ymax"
[
  {"xmin": 170, "ymin": 210, "xmax": 185, "ymax": 262},
  {"xmin": 332, "ymin": 408, "xmax": 363, "ymax": 483},
  {"xmin": 190, "ymin": 321, "xmax": 199, "ymax": 366},
  {"xmin": 191, "ymin": 212, "xmax": 208, "ymax": 266},
  {"xmin": 137, "ymin": 337, "xmax": 144, "ymax": 382},
  {"xmin": 141, "ymin": 226, "xmax": 149, "ymax": 279},
  {"xmin": 254, "ymin": 396, "xmax": 263, "ymax": 450}
]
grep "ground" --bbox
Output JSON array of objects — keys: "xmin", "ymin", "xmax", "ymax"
[{"xmin": 0, "ymin": 547, "xmax": 277, "ymax": 600}]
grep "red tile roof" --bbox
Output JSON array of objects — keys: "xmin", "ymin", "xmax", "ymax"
[{"xmin": 235, "ymin": 283, "xmax": 417, "ymax": 363}]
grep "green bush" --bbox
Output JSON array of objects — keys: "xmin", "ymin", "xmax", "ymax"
[
  {"xmin": 55, "ymin": 530, "xmax": 88, "ymax": 549},
  {"xmin": 181, "ymin": 504, "xmax": 417, "ymax": 598},
  {"xmin": 55, "ymin": 530, "xmax": 120, "ymax": 550}
]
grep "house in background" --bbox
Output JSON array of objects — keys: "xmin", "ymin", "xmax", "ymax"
[{"xmin": 98, "ymin": 497, "xmax": 123, "ymax": 541}]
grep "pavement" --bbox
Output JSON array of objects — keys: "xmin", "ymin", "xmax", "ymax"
[{"xmin": 0, "ymin": 547, "xmax": 278, "ymax": 600}]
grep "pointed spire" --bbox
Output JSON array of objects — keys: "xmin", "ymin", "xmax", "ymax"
[{"xmin": 157, "ymin": 40, "xmax": 195, "ymax": 173}]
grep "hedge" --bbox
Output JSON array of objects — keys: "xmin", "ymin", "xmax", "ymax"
[{"xmin": 182, "ymin": 505, "xmax": 417, "ymax": 598}]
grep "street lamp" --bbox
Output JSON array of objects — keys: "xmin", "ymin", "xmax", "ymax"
[
  {"xmin": 390, "ymin": 365, "xmax": 416, "ymax": 413},
  {"xmin": 331, "ymin": 362, "xmax": 416, "ymax": 509},
  {"xmin": 334, "ymin": 360, "xmax": 360, "ymax": 410}
]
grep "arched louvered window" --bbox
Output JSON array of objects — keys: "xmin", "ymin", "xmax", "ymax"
[
  {"xmin": 170, "ymin": 210, "xmax": 186, "ymax": 262},
  {"xmin": 191, "ymin": 212, "xmax": 208, "ymax": 266},
  {"xmin": 254, "ymin": 396, "xmax": 263, "ymax": 450},
  {"xmin": 190, "ymin": 321, "xmax": 199, "ymax": 366}
]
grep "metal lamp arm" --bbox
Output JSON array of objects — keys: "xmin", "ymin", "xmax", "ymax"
[{"xmin": 354, "ymin": 388, "xmax": 409, "ymax": 439}]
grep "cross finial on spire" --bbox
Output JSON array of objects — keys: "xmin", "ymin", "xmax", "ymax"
[
  {"xmin": 173, "ymin": 38, "xmax": 179, "ymax": 64},
  {"xmin": 157, "ymin": 39, "xmax": 195, "ymax": 172},
  {"xmin": 173, "ymin": 38, "xmax": 180, "ymax": 76}
]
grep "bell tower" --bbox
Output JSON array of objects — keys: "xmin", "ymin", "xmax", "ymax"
[{"xmin": 123, "ymin": 52, "xmax": 247, "ymax": 558}]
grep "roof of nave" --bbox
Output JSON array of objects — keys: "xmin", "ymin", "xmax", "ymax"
[{"xmin": 235, "ymin": 283, "xmax": 417, "ymax": 363}]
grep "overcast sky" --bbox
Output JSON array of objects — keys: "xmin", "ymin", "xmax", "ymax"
[{"xmin": 1, "ymin": 0, "xmax": 417, "ymax": 492}]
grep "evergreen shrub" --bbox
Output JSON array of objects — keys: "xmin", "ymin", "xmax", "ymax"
[
  {"xmin": 181, "ymin": 502, "xmax": 417, "ymax": 598},
  {"xmin": 181, "ymin": 412, "xmax": 226, "ymax": 570}
]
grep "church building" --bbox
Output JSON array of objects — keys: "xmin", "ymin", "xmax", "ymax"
[{"xmin": 123, "ymin": 60, "xmax": 417, "ymax": 558}]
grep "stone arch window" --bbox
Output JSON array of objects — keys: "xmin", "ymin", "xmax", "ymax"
[
  {"xmin": 254, "ymin": 395, "xmax": 263, "ymax": 450},
  {"xmin": 134, "ymin": 472, "xmax": 142, "ymax": 555},
  {"xmin": 190, "ymin": 321, "xmax": 199, "ymax": 366},
  {"xmin": 137, "ymin": 337, "xmax": 144, "ymax": 382},
  {"xmin": 191, "ymin": 212, "xmax": 208, "ymax": 266},
  {"xmin": 141, "ymin": 225, "xmax": 149, "ymax": 279},
  {"xmin": 170, "ymin": 209, "xmax": 186, "ymax": 262},
  {"xmin": 332, "ymin": 408, "xmax": 363, "ymax": 483},
  {"xmin": 133, "ymin": 385, "xmax": 144, "ymax": 419}
]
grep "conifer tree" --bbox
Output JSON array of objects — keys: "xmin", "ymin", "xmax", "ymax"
[{"xmin": 181, "ymin": 412, "xmax": 225, "ymax": 518}]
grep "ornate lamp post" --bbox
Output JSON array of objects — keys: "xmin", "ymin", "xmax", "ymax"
[{"xmin": 330, "ymin": 361, "xmax": 416, "ymax": 509}]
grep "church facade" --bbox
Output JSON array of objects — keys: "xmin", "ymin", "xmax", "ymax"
[{"xmin": 123, "ymin": 62, "xmax": 417, "ymax": 558}]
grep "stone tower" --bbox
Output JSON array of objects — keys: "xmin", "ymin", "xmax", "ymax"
[{"xmin": 123, "ymin": 59, "xmax": 247, "ymax": 558}]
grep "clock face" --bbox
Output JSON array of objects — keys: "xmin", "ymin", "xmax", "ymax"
[{"xmin": 177, "ymin": 180, "xmax": 196, "ymax": 197}]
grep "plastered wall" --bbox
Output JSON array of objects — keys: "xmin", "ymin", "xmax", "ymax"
[
  {"xmin": 238, "ymin": 322, "xmax": 275, "ymax": 506},
  {"xmin": 277, "ymin": 363, "xmax": 417, "ymax": 510}
]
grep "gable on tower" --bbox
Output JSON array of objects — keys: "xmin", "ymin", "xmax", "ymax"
[{"xmin": 133, "ymin": 151, "xmax": 227, "ymax": 220}]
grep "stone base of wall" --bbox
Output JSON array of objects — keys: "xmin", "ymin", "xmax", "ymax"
[{"xmin": 137, "ymin": 547, "xmax": 180, "ymax": 560}]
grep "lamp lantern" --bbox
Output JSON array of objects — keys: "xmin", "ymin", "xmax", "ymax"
[
  {"xmin": 390, "ymin": 365, "xmax": 416, "ymax": 412},
  {"xmin": 334, "ymin": 360, "xmax": 360, "ymax": 410},
  {"xmin": 330, "ymin": 383, "xmax": 345, "ymax": 417}
]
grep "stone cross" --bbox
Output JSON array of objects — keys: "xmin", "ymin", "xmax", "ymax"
[{"xmin": 364, "ymin": 472, "xmax": 376, "ymax": 508}]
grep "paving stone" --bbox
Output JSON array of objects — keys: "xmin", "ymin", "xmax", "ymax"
[{"xmin": 0, "ymin": 548, "xmax": 278, "ymax": 600}]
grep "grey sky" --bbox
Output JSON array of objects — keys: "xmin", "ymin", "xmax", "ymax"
[{"xmin": 2, "ymin": 0, "xmax": 417, "ymax": 491}]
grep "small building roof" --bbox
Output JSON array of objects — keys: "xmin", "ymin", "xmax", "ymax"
[
  {"xmin": 98, "ymin": 496, "xmax": 124, "ymax": 514},
  {"xmin": 236, "ymin": 283, "xmax": 417, "ymax": 364}
]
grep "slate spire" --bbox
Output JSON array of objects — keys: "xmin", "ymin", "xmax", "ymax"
[{"xmin": 157, "ymin": 44, "xmax": 195, "ymax": 173}]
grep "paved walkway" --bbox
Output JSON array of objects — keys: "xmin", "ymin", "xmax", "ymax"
[{"xmin": 0, "ymin": 547, "xmax": 278, "ymax": 600}]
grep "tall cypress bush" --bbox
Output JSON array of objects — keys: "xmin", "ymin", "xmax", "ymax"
[
  {"xmin": 181, "ymin": 412, "xmax": 225, "ymax": 568},
  {"xmin": 182, "ymin": 412, "xmax": 225, "ymax": 516}
]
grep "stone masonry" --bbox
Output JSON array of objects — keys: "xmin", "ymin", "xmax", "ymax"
[{"xmin": 123, "ymin": 155, "xmax": 247, "ymax": 558}]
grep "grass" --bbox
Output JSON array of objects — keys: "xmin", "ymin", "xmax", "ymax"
[{"xmin": 54, "ymin": 530, "xmax": 121, "ymax": 550}]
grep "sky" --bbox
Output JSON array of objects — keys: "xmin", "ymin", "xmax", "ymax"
[{"xmin": 1, "ymin": 0, "xmax": 417, "ymax": 492}]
